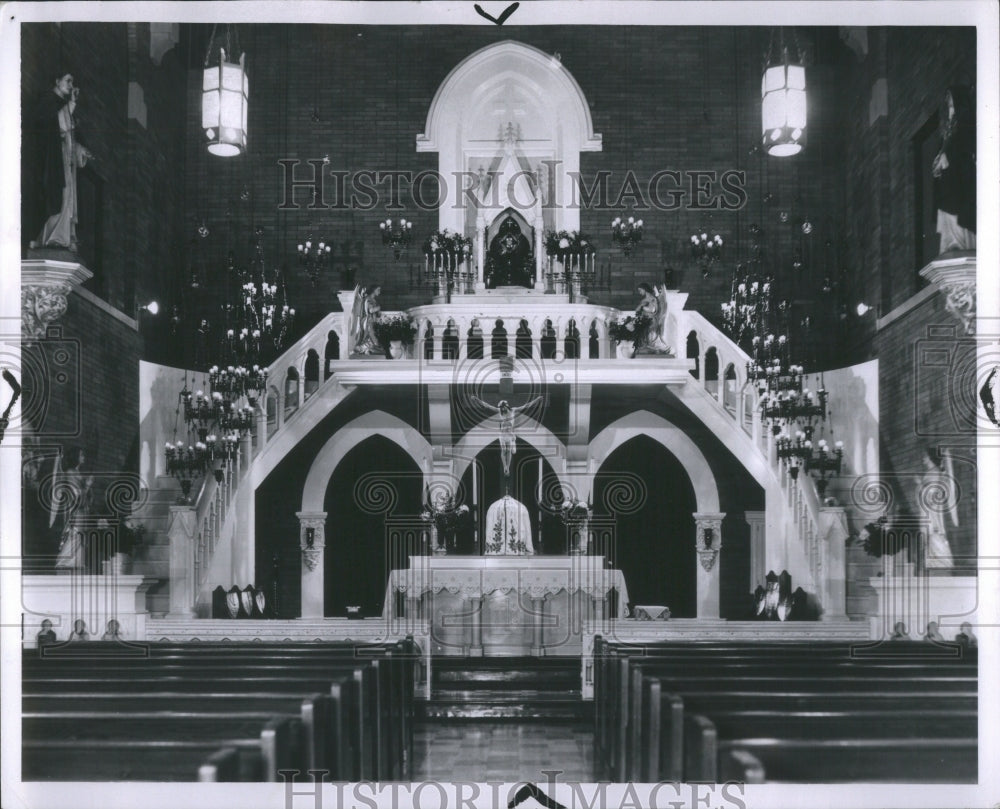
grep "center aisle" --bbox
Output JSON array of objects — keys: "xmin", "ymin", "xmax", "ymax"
[{"xmin": 413, "ymin": 656, "xmax": 594, "ymax": 781}]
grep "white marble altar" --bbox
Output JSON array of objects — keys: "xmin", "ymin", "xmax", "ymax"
[{"xmin": 384, "ymin": 555, "xmax": 628, "ymax": 656}]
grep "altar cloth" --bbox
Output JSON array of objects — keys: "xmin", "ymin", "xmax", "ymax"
[{"xmin": 382, "ymin": 555, "xmax": 629, "ymax": 620}]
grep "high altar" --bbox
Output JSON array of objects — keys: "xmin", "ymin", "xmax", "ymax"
[{"xmin": 385, "ymin": 555, "xmax": 629, "ymax": 657}]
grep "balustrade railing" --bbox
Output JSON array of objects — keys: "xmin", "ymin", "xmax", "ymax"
[{"xmin": 181, "ymin": 290, "xmax": 845, "ymax": 610}]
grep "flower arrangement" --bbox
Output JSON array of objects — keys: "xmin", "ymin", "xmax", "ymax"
[
  {"xmin": 423, "ymin": 229, "xmax": 472, "ymax": 257},
  {"xmin": 373, "ymin": 314, "xmax": 418, "ymax": 346},
  {"xmin": 607, "ymin": 313, "xmax": 652, "ymax": 342},
  {"xmin": 856, "ymin": 515, "xmax": 902, "ymax": 558},
  {"xmin": 559, "ymin": 499, "xmax": 591, "ymax": 524},
  {"xmin": 544, "ymin": 229, "xmax": 595, "ymax": 258}
]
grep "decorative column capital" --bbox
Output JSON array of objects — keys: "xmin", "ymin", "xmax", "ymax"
[
  {"xmin": 21, "ymin": 259, "xmax": 93, "ymax": 338},
  {"xmin": 693, "ymin": 512, "xmax": 725, "ymax": 572},
  {"xmin": 919, "ymin": 254, "xmax": 976, "ymax": 335}
]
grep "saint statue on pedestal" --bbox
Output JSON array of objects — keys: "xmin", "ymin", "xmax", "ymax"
[{"xmin": 932, "ymin": 85, "xmax": 976, "ymax": 254}]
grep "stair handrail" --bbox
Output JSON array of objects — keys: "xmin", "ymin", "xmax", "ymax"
[{"xmin": 672, "ymin": 303, "xmax": 841, "ymax": 599}]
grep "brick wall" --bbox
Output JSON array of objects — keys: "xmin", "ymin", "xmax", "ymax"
[
  {"xmin": 20, "ymin": 24, "xmax": 187, "ymax": 560},
  {"xmin": 875, "ymin": 295, "xmax": 977, "ymax": 572},
  {"xmin": 179, "ymin": 25, "xmax": 852, "ymax": 368}
]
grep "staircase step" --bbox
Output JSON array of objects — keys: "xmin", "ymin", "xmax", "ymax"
[
  {"xmin": 437, "ymin": 666, "xmax": 577, "ymax": 680},
  {"xmin": 418, "ymin": 699, "xmax": 587, "ymax": 721},
  {"xmin": 431, "ymin": 688, "xmax": 580, "ymax": 702}
]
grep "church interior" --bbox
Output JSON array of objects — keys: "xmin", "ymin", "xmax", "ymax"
[{"xmin": 8, "ymin": 9, "xmax": 990, "ymax": 796}]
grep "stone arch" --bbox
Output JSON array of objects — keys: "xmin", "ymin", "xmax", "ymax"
[
  {"xmin": 587, "ymin": 410, "xmax": 720, "ymax": 513},
  {"xmin": 451, "ymin": 415, "xmax": 567, "ymax": 486},
  {"xmin": 417, "ymin": 39, "xmax": 602, "ymax": 234},
  {"xmin": 301, "ymin": 411, "xmax": 432, "ymax": 513}
]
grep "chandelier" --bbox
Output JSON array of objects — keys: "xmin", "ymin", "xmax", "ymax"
[
  {"xmin": 762, "ymin": 28, "xmax": 806, "ymax": 157},
  {"xmin": 202, "ymin": 24, "xmax": 248, "ymax": 157},
  {"xmin": 172, "ymin": 227, "xmax": 293, "ymax": 494},
  {"xmin": 691, "ymin": 232, "xmax": 723, "ymax": 270},
  {"xmin": 381, "ymin": 218, "xmax": 413, "ymax": 260},
  {"xmin": 611, "ymin": 216, "xmax": 643, "ymax": 257},
  {"xmin": 806, "ymin": 438, "xmax": 843, "ymax": 496}
]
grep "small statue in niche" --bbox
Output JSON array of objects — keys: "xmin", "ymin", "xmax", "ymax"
[
  {"xmin": 932, "ymin": 85, "xmax": 976, "ymax": 254},
  {"xmin": 486, "ymin": 217, "xmax": 533, "ymax": 288}
]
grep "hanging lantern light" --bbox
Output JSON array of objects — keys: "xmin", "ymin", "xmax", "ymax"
[
  {"xmin": 202, "ymin": 25, "xmax": 248, "ymax": 157},
  {"xmin": 761, "ymin": 29, "xmax": 806, "ymax": 157}
]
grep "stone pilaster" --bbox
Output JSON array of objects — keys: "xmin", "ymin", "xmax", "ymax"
[
  {"xmin": 693, "ymin": 512, "xmax": 725, "ymax": 618},
  {"xmin": 296, "ymin": 511, "xmax": 327, "ymax": 618}
]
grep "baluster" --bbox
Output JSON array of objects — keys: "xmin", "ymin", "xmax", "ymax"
[
  {"xmin": 433, "ymin": 321, "xmax": 444, "ymax": 360},
  {"xmin": 531, "ymin": 316, "xmax": 543, "ymax": 359},
  {"xmin": 457, "ymin": 317, "xmax": 469, "ymax": 360}
]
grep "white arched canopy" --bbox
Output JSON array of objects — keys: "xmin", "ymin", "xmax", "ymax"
[
  {"xmin": 301, "ymin": 411, "xmax": 433, "ymax": 513},
  {"xmin": 588, "ymin": 410, "xmax": 721, "ymax": 513},
  {"xmin": 417, "ymin": 40, "xmax": 602, "ymax": 235}
]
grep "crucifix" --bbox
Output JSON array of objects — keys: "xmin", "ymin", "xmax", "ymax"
[{"xmin": 470, "ymin": 391, "xmax": 543, "ymax": 490}]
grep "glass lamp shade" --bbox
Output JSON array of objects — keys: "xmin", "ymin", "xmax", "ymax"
[
  {"xmin": 761, "ymin": 60, "xmax": 806, "ymax": 156},
  {"xmin": 202, "ymin": 49, "xmax": 248, "ymax": 157}
]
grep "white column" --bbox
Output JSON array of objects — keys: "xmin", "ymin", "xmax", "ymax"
[
  {"xmin": 476, "ymin": 215, "xmax": 487, "ymax": 291},
  {"xmin": 818, "ymin": 507, "xmax": 849, "ymax": 619},
  {"xmin": 534, "ymin": 213, "xmax": 545, "ymax": 290},
  {"xmin": 296, "ymin": 511, "xmax": 327, "ymax": 618},
  {"xmin": 167, "ymin": 505, "xmax": 197, "ymax": 617},
  {"xmin": 530, "ymin": 595, "xmax": 546, "ymax": 656},
  {"xmin": 745, "ymin": 510, "xmax": 766, "ymax": 592},
  {"xmin": 693, "ymin": 512, "xmax": 725, "ymax": 619}
]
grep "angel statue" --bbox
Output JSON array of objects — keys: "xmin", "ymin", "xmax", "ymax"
[
  {"xmin": 470, "ymin": 395, "xmax": 543, "ymax": 478},
  {"xmin": 350, "ymin": 284, "xmax": 382, "ymax": 356},
  {"xmin": 633, "ymin": 283, "xmax": 674, "ymax": 356},
  {"xmin": 51, "ymin": 446, "xmax": 94, "ymax": 572},
  {"xmin": 918, "ymin": 447, "xmax": 959, "ymax": 569}
]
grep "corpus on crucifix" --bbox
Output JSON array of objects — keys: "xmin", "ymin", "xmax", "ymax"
[{"xmin": 470, "ymin": 393, "xmax": 543, "ymax": 480}]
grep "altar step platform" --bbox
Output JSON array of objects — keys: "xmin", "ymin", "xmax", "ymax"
[{"xmin": 420, "ymin": 657, "xmax": 587, "ymax": 721}]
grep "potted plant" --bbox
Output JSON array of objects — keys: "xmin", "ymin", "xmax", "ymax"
[
  {"xmin": 607, "ymin": 314, "xmax": 651, "ymax": 358},
  {"xmin": 373, "ymin": 314, "xmax": 418, "ymax": 359}
]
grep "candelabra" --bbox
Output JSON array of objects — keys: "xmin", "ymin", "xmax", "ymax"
[
  {"xmin": 297, "ymin": 236, "xmax": 331, "ymax": 286},
  {"xmin": 611, "ymin": 216, "xmax": 643, "ymax": 257},
  {"xmin": 691, "ymin": 232, "xmax": 723, "ymax": 276},
  {"xmin": 422, "ymin": 230, "xmax": 474, "ymax": 298},
  {"xmin": 380, "ymin": 218, "xmax": 413, "ymax": 260}
]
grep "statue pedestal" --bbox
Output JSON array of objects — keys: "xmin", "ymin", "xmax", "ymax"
[{"xmin": 21, "ymin": 258, "xmax": 93, "ymax": 338}]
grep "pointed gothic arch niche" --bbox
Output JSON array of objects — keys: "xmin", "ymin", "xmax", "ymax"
[
  {"xmin": 458, "ymin": 439, "xmax": 563, "ymax": 556},
  {"xmin": 417, "ymin": 40, "xmax": 602, "ymax": 235},
  {"xmin": 322, "ymin": 435, "xmax": 423, "ymax": 617},
  {"xmin": 593, "ymin": 436, "xmax": 697, "ymax": 617}
]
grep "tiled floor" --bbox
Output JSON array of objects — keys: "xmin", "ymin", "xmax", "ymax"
[{"xmin": 412, "ymin": 721, "xmax": 595, "ymax": 782}]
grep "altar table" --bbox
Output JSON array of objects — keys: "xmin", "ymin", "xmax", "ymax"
[{"xmin": 383, "ymin": 556, "xmax": 629, "ymax": 656}]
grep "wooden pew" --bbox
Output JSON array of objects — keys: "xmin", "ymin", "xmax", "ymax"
[
  {"xmin": 591, "ymin": 637, "xmax": 977, "ymax": 783},
  {"xmin": 22, "ymin": 640, "xmax": 418, "ymax": 782}
]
